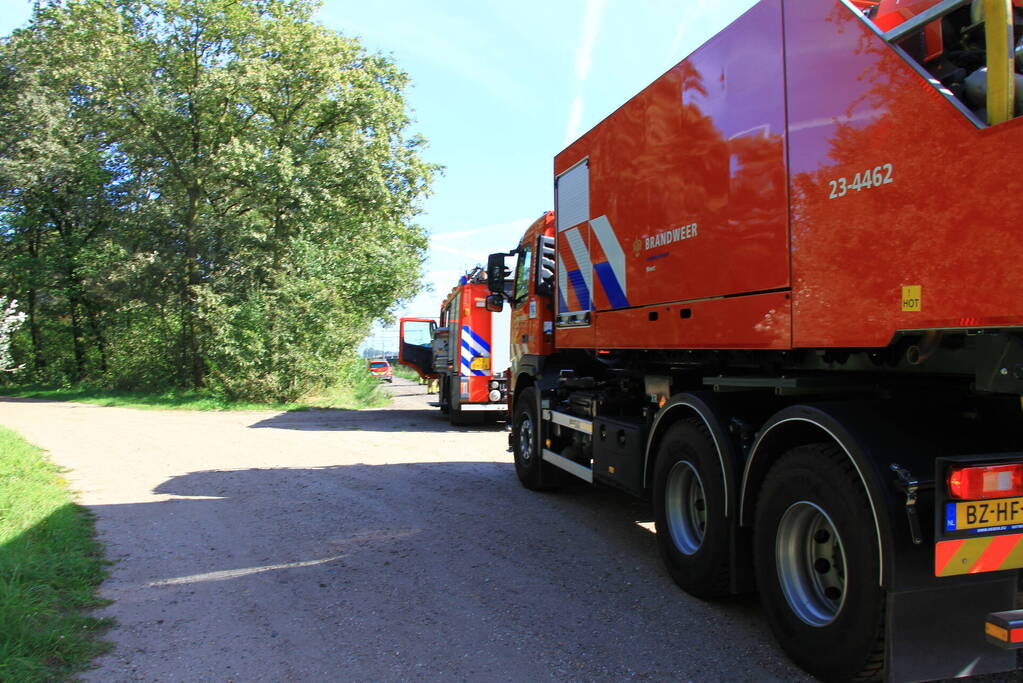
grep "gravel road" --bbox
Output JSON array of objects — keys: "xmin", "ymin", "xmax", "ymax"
[{"xmin": 1, "ymin": 380, "xmax": 832, "ymax": 681}]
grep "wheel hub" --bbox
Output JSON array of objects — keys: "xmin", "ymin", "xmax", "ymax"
[
  {"xmin": 664, "ymin": 461, "xmax": 706, "ymax": 555},
  {"xmin": 775, "ymin": 501, "xmax": 847, "ymax": 627},
  {"xmin": 518, "ymin": 415, "xmax": 534, "ymax": 464}
]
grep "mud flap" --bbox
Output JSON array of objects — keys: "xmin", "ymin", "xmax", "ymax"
[{"xmin": 887, "ymin": 576, "xmax": 1016, "ymax": 682}]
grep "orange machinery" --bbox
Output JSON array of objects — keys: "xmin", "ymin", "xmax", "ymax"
[{"xmin": 485, "ymin": 1, "xmax": 1023, "ymax": 681}]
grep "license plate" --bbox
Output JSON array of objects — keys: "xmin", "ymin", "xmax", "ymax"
[
  {"xmin": 945, "ymin": 496, "xmax": 1023, "ymax": 532},
  {"xmin": 470, "ymin": 356, "xmax": 490, "ymax": 371}
]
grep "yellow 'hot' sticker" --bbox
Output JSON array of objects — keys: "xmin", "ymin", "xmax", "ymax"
[{"xmin": 902, "ymin": 285, "xmax": 921, "ymax": 312}]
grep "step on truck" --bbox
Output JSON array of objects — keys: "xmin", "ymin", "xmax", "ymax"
[
  {"xmin": 483, "ymin": 1, "xmax": 1023, "ymax": 680},
  {"xmin": 399, "ymin": 267, "xmax": 510, "ymax": 425}
]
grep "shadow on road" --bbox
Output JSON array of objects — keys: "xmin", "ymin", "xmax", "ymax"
[
  {"xmin": 249, "ymin": 378, "xmax": 508, "ymax": 433},
  {"xmin": 382, "ymin": 389, "xmax": 431, "ymax": 399},
  {"xmin": 247, "ymin": 408, "xmax": 507, "ymax": 433}
]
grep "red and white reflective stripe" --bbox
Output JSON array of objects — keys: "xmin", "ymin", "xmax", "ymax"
[
  {"xmin": 590, "ymin": 215, "xmax": 627, "ymax": 298},
  {"xmin": 936, "ymin": 533, "xmax": 1023, "ymax": 576}
]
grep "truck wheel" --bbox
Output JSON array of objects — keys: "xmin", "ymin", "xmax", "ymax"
[
  {"xmin": 653, "ymin": 418, "xmax": 731, "ymax": 598},
  {"xmin": 754, "ymin": 443, "xmax": 885, "ymax": 682},
  {"xmin": 439, "ymin": 377, "xmax": 450, "ymax": 415},
  {"xmin": 512, "ymin": 387, "xmax": 557, "ymax": 490},
  {"xmin": 449, "ymin": 401, "xmax": 484, "ymax": 426},
  {"xmin": 448, "ymin": 379, "xmax": 472, "ymax": 425},
  {"xmin": 447, "ymin": 377, "xmax": 485, "ymax": 426}
]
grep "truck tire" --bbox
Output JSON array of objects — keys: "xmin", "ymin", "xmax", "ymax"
[
  {"xmin": 439, "ymin": 377, "xmax": 450, "ymax": 415},
  {"xmin": 449, "ymin": 402, "xmax": 484, "ymax": 426},
  {"xmin": 512, "ymin": 387, "xmax": 557, "ymax": 490},
  {"xmin": 448, "ymin": 379, "xmax": 481, "ymax": 426},
  {"xmin": 653, "ymin": 418, "xmax": 731, "ymax": 598},
  {"xmin": 449, "ymin": 402, "xmax": 467, "ymax": 425},
  {"xmin": 754, "ymin": 443, "xmax": 885, "ymax": 682}
]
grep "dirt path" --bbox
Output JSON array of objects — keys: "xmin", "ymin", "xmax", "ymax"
[{"xmin": 0, "ymin": 379, "xmax": 811, "ymax": 682}]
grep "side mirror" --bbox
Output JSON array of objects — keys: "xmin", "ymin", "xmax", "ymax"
[
  {"xmin": 484, "ymin": 294, "xmax": 504, "ymax": 312},
  {"xmin": 486, "ymin": 253, "xmax": 510, "ymax": 295},
  {"xmin": 536, "ymin": 234, "xmax": 556, "ymax": 296}
]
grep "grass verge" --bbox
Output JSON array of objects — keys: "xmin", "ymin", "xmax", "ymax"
[
  {"xmin": 391, "ymin": 363, "xmax": 425, "ymax": 383},
  {"xmin": 0, "ymin": 378, "xmax": 390, "ymax": 412},
  {"xmin": 0, "ymin": 426, "xmax": 111, "ymax": 682}
]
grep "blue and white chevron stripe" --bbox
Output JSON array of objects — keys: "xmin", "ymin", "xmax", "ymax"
[{"xmin": 460, "ymin": 325, "xmax": 490, "ymax": 377}]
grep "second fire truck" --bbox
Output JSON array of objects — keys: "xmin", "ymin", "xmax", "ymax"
[{"xmin": 399, "ymin": 267, "xmax": 510, "ymax": 424}]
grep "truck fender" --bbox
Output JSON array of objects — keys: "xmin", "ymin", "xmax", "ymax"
[
  {"xmin": 644, "ymin": 392, "xmax": 741, "ymax": 517},
  {"xmin": 738, "ymin": 403, "xmax": 899, "ymax": 587},
  {"xmin": 510, "ymin": 354, "xmax": 543, "ymax": 399}
]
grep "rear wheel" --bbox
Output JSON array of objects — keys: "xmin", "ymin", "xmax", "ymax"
[
  {"xmin": 754, "ymin": 443, "xmax": 885, "ymax": 681},
  {"xmin": 512, "ymin": 387, "xmax": 557, "ymax": 490},
  {"xmin": 653, "ymin": 419, "xmax": 731, "ymax": 598}
]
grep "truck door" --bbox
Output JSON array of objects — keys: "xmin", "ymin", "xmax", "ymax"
[
  {"xmin": 510, "ymin": 213, "xmax": 557, "ymax": 367},
  {"xmin": 509, "ymin": 243, "xmax": 533, "ymax": 366},
  {"xmin": 398, "ymin": 318, "xmax": 437, "ymax": 379}
]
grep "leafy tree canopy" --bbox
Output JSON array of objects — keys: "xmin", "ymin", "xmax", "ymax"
[{"xmin": 0, "ymin": 0, "xmax": 436, "ymax": 401}]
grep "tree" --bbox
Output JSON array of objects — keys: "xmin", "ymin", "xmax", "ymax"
[
  {"xmin": 1, "ymin": 0, "xmax": 435, "ymax": 400},
  {"xmin": 0, "ymin": 35, "xmax": 131, "ymax": 382}
]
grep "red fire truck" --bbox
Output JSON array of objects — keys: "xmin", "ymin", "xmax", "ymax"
[
  {"xmin": 483, "ymin": 1, "xmax": 1023, "ymax": 680},
  {"xmin": 399, "ymin": 267, "xmax": 509, "ymax": 425}
]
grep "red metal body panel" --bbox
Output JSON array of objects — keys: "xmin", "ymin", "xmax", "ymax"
[
  {"xmin": 553, "ymin": 0, "xmax": 790, "ymax": 350},
  {"xmin": 786, "ymin": 0, "xmax": 1023, "ymax": 347},
  {"xmin": 549, "ymin": 0, "xmax": 1023, "ymax": 353},
  {"xmin": 592, "ymin": 291, "xmax": 791, "ymax": 350}
]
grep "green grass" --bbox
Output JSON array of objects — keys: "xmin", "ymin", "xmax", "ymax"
[
  {"xmin": 303, "ymin": 374, "xmax": 391, "ymax": 410},
  {"xmin": 391, "ymin": 363, "xmax": 425, "ymax": 382},
  {"xmin": 0, "ymin": 379, "xmax": 390, "ymax": 412},
  {"xmin": 0, "ymin": 427, "xmax": 111, "ymax": 682}
]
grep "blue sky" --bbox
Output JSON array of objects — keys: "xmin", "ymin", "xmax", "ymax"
[{"xmin": 0, "ymin": 0, "xmax": 758, "ymax": 353}]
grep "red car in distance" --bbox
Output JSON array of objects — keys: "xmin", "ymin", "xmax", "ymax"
[{"xmin": 368, "ymin": 358, "xmax": 393, "ymax": 383}]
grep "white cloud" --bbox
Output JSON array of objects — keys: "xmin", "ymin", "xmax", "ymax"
[
  {"xmin": 667, "ymin": 22, "xmax": 686, "ymax": 63},
  {"xmin": 575, "ymin": 0, "xmax": 606, "ymax": 82},
  {"xmin": 430, "ymin": 243, "xmax": 489, "ymax": 261},
  {"xmin": 564, "ymin": 0, "xmax": 607, "ymax": 146},
  {"xmin": 564, "ymin": 95, "xmax": 585, "ymax": 146},
  {"xmin": 425, "ymin": 269, "xmax": 461, "ymax": 284},
  {"xmin": 431, "ymin": 218, "xmax": 532, "ymax": 242}
]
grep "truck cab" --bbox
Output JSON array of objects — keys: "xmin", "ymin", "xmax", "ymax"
[{"xmin": 503, "ymin": 211, "xmax": 556, "ymax": 396}]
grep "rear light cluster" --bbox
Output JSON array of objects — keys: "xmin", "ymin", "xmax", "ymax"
[
  {"xmin": 488, "ymin": 379, "xmax": 508, "ymax": 403},
  {"xmin": 948, "ymin": 464, "xmax": 1023, "ymax": 500}
]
